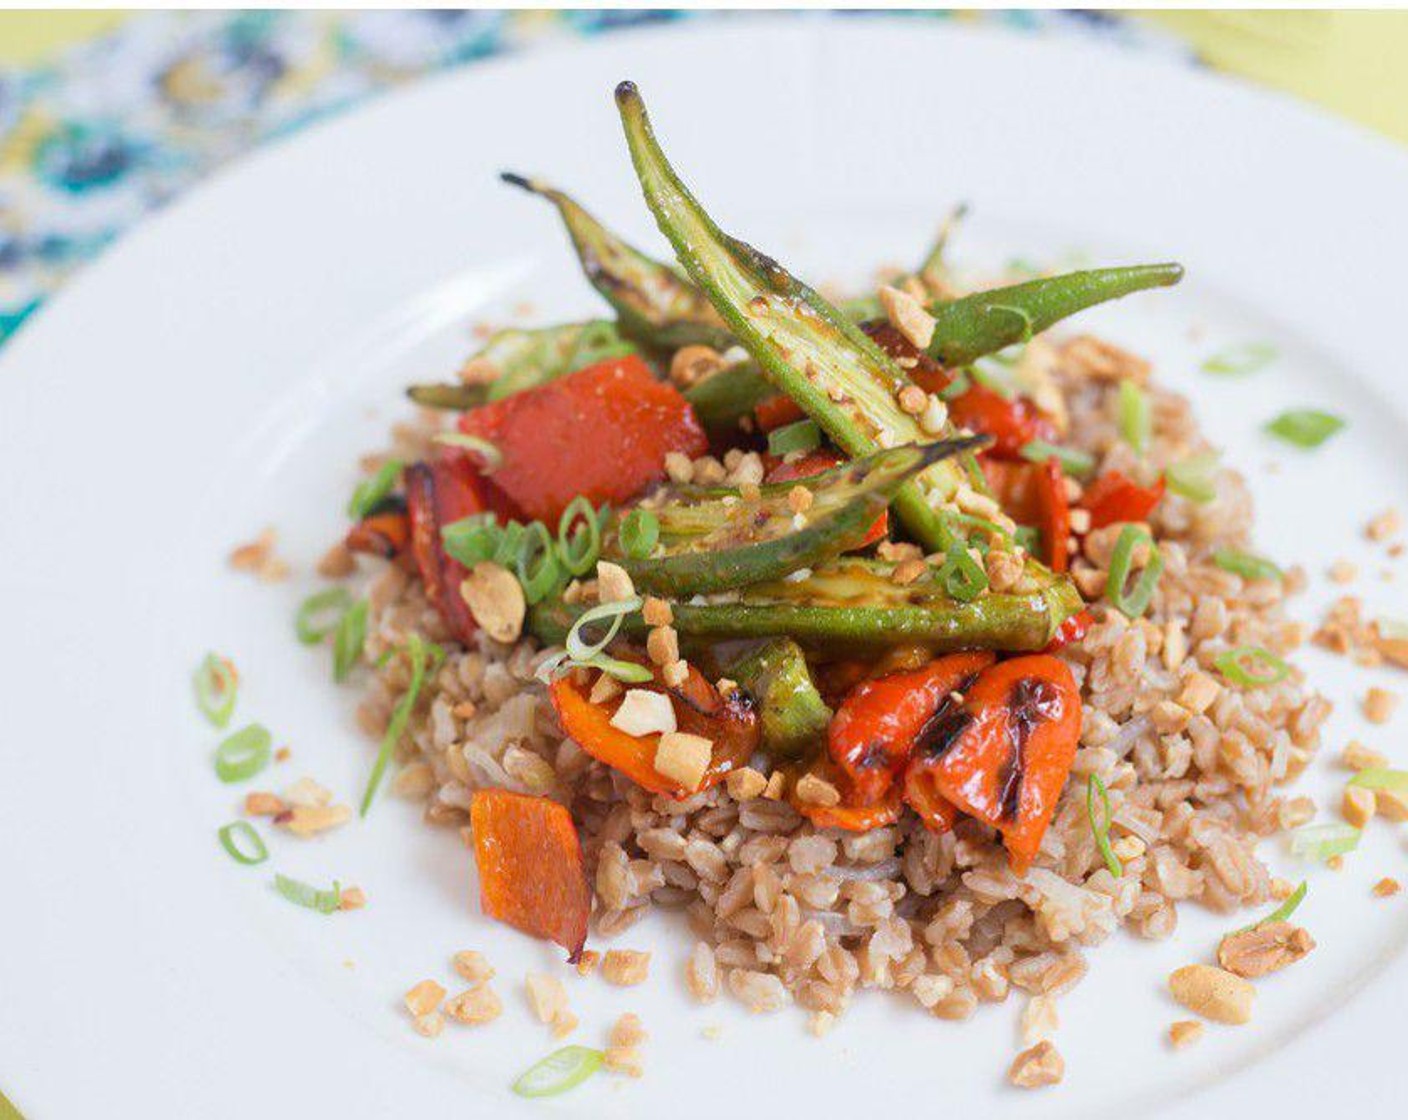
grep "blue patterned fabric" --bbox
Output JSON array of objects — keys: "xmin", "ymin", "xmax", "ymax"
[{"xmin": 0, "ymin": 9, "xmax": 1188, "ymax": 349}]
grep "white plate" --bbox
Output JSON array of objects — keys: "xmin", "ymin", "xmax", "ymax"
[{"xmin": 3, "ymin": 17, "xmax": 1407, "ymax": 1119}]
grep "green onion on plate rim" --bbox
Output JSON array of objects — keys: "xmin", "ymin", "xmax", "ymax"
[
  {"xmin": 273, "ymin": 874, "xmax": 343, "ymax": 915},
  {"xmin": 1265, "ymin": 409, "xmax": 1344, "ymax": 449},
  {"xmin": 1202, "ymin": 342, "xmax": 1277, "ymax": 376},
  {"xmin": 194, "ymin": 652, "xmax": 238, "ymax": 728},
  {"xmin": 295, "ymin": 587, "xmax": 353, "ymax": 645},
  {"xmin": 214, "ymin": 723, "xmax": 273, "ymax": 783},
  {"xmin": 512, "ymin": 1045, "xmax": 605, "ymax": 1098},
  {"xmin": 217, "ymin": 821, "xmax": 269, "ymax": 866},
  {"xmin": 332, "ymin": 599, "xmax": 369, "ymax": 683},
  {"xmin": 1289, "ymin": 823, "xmax": 1359, "ymax": 863}
]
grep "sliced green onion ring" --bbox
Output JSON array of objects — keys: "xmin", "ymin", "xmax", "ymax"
[
  {"xmin": 1203, "ymin": 342, "xmax": 1277, "ymax": 376},
  {"xmin": 442, "ymin": 513, "xmax": 501, "ymax": 568},
  {"xmin": 1214, "ymin": 645, "xmax": 1290, "ymax": 688},
  {"xmin": 766, "ymin": 419, "xmax": 821, "ymax": 457},
  {"xmin": 1105, "ymin": 524, "xmax": 1163, "ymax": 618},
  {"xmin": 512, "ymin": 1045, "xmax": 605, "ymax": 1099},
  {"xmin": 492, "ymin": 521, "xmax": 527, "ymax": 568},
  {"xmin": 347, "ymin": 458, "xmax": 403, "ymax": 520},
  {"xmin": 1234, "ymin": 880, "xmax": 1306, "ymax": 933},
  {"xmin": 1086, "ymin": 774, "xmax": 1122, "ymax": 878},
  {"xmin": 215, "ymin": 723, "xmax": 273, "ymax": 783},
  {"xmin": 1289, "ymin": 823, "xmax": 1360, "ymax": 863},
  {"xmin": 565, "ymin": 320, "xmax": 636, "ymax": 373},
  {"xmin": 295, "ymin": 587, "xmax": 353, "ymax": 645},
  {"xmin": 194, "ymin": 652, "xmax": 238, "ymax": 728},
  {"xmin": 1164, "ymin": 450, "xmax": 1220, "ymax": 503},
  {"xmin": 938, "ymin": 371, "xmax": 971, "ymax": 402},
  {"xmin": 618, "ymin": 509, "xmax": 660, "ymax": 561},
  {"xmin": 361, "ymin": 632, "xmax": 440, "ymax": 816},
  {"xmin": 218, "ymin": 821, "xmax": 269, "ymax": 866},
  {"xmin": 332, "ymin": 599, "xmax": 369, "ymax": 683},
  {"xmin": 1118, "ymin": 379, "xmax": 1151, "ymax": 455},
  {"xmin": 565, "ymin": 596, "xmax": 643, "ymax": 663},
  {"xmin": 515, "ymin": 521, "xmax": 561, "ymax": 606},
  {"xmin": 1018, "ymin": 439, "xmax": 1096, "ymax": 480},
  {"xmin": 1266, "ymin": 409, "xmax": 1344, "ymax": 449},
  {"xmin": 433, "ymin": 431, "xmax": 503, "ymax": 470},
  {"xmin": 970, "ymin": 358, "xmax": 1016, "ymax": 400},
  {"xmin": 273, "ymin": 874, "xmax": 343, "ymax": 915},
  {"xmin": 1347, "ymin": 768, "xmax": 1408, "ymax": 793},
  {"xmin": 557, "ymin": 496, "xmax": 603, "ymax": 577},
  {"xmin": 1213, "ymin": 548, "xmax": 1282, "ymax": 583}
]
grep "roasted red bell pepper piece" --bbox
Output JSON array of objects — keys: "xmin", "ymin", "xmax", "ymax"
[
  {"xmin": 469, "ymin": 789, "xmax": 591, "ymax": 962},
  {"xmin": 981, "ymin": 458, "xmax": 1070, "ymax": 572},
  {"xmin": 1078, "ymin": 470, "xmax": 1165, "ymax": 530},
  {"xmin": 828, "ymin": 651, "xmax": 996, "ymax": 806},
  {"xmin": 753, "ymin": 393, "xmax": 806, "ymax": 433},
  {"xmin": 916, "ymin": 654, "xmax": 1081, "ymax": 872},
  {"xmin": 548, "ymin": 661, "xmax": 759, "ymax": 798},
  {"xmin": 764, "ymin": 450, "xmax": 887, "ymax": 547},
  {"xmin": 458, "ymin": 354, "xmax": 707, "ymax": 524},
  {"xmin": 786, "ymin": 755, "xmax": 903, "ymax": 832}
]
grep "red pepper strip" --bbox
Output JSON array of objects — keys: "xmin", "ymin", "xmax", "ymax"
[
  {"xmin": 828, "ymin": 651, "xmax": 996, "ymax": 805},
  {"xmin": 920, "ymin": 655, "xmax": 1082, "ymax": 873},
  {"xmin": 405, "ymin": 454, "xmax": 499, "ymax": 644},
  {"xmin": 548, "ymin": 662, "xmax": 759, "ymax": 798},
  {"xmin": 981, "ymin": 458, "xmax": 1069, "ymax": 572},
  {"xmin": 345, "ymin": 503, "xmax": 410, "ymax": 559},
  {"xmin": 469, "ymin": 789, "xmax": 591, "ymax": 963},
  {"xmin": 1078, "ymin": 470, "xmax": 1166, "ymax": 531},
  {"xmin": 765, "ymin": 450, "xmax": 887, "ymax": 547},
  {"xmin": 458, "ymin": 354, "xmax": 707, "ymax": 524},
  {"xmin": 1043, "ymin": 608, "xmax": 1093, "ymax": 652},
  {"xmin": 786, "ymin": 755, "xmax": 903, "ymax": 833},
  {"xmin": 754, "ymin": 393, "xmax": 806, "ymax": 433}
]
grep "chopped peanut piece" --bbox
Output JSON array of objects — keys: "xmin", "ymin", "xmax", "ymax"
[
  {"xmin": 654, "ymin": 731, "xmax": 712, "ymax": 791},
  {"xmin": 807, "ymin": 1011, "xmax": 836, "ymax": 1037},
  {"xmin": 642, "ymin": 596, "xmax": 673, "ymax": 627},
  {"xmin": 603, "ymin": 1046, "xmax": 643, "ymax": 1078},
  {"xmin": 1343, "ymin": 786, "xmax": 1376, "ymax": 829},
  {"xmin": 1343, "ymin": 740, "xmax": 1388, "ymax": 771},
  {"xmin": 575, "ymin": 950, "xmax": 601, "ymax": 977},
  {"xmin": 1328, "ymin": 559, "xmax": 1358, "ymax": 585},
  {"xmin": 787, "ymin": 485, "xmax": 814, "ymax": 515},
  {"xmin": 1367, "ymin": 508, "xmax": 1403, "ymax": 542},
  {"xmin": 453, "ymin": 951, "xmax": 495, "ymax": 983},
  {"xmin": 610, "ymin": 1012, "xmax": 648, "ymax": 1049},
  {"xmin": 1168, "ymin": 1020, "xmax": 1204, "ymax": 1050},
  {"xmin": 1217, "ymin": 922, "xmax": 1315, "ymax": 978},
  {"xmin": 459, "ymin": 562, "xmax": 525, "ymax": 643},
  {"xmin": 1364, "ymin": 687, "xmax": 1399, "ymax": 725},
  {"xmin": 725, "ymin": 767, "xmax": 768, "ymax": 802},
  {"xmin": 763, "ymin": 770, "xmax": 788, "ymax": 800},
  {"xmin": 595, "ymin": 561, "xmax": 635, "ymax": 604},
  {"xmin": 601, "ymin": 950, "xmax": 651, "ymax": 987},
  {"xmin": 404, "ymin": 979, "xmax": 446, "ymax": 1018},
  {"xmin": 1375, "ymin": 788, "xmax": 1408, "ymax": 822},
  {"xmin": 646, "ymin": 625, "xmax": 680, "ymax": 667},
  {"xmin": 338, "ymin": 886, "xmax": 366, "ymax": 911},
  {"xmin": 1019, "ymin": 995, "xmax": 1059, "ymax": 1046},
  {"xmin": 243, "ymin": 791, "xmax": 286, "ymax": 817},
  {"xmin": 1007, "ymin": 1040, "xmax": 1064, "ymax": 1089},
  {"xmin": 524, "ymin": 972, "xmax": 570, "ymax": 1025},
  {"xmin": 669, "ymin": 345, "xmax": 725, "ymax": 388},
  {"xmin": 589, "ymin": 671, "xmax": 624, "ymax": 706},
  {"xmin": 1168, "ymin": 964, "xmax": 1254, "ymax": 1024},
  {"xmin": 892, "ymin": 558, "xmax": 928, "ymax": 586},
  {"xmin": 878, "ymin": 285, "xmax": 936, "ymax": 350},
  {"xmin": 660, "ymin": 659, "xmax": 690, "ymax": 689},
  {"xmin": 279, "ymin": 803, "xmax": 353, "ymax": 837},
  {"xmin": 610, "ymin": 689, "xmax": 676, "ymax": 737},
  {"xmin": 412, "ymin": 1012, "xmax": 444, "ymax": 1038},
  {"xmin": 794, "ymin": 773, "xmax": 841, "ymax": 808},
  {"xmin": 1374, "ymin": 877, "xmax": 1401, "ymax": 898},
  {"xmin": 444, "ymin": 985, "xmax": 503, "ymax": 1025}
]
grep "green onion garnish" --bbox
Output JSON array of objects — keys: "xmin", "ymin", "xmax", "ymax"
[
  {"xmin": 492, "ymin": 521, "xmax": 527, "ymax": 568},
  {"xmin": 214, "ymin": 723, "xmax": 272, "ymax": 783},
  {"xmin": 619, "ymin": 509, "xmax": 660, "ymax": 561},
  {"xmin": 1018, "ymin": 439, "xmax": 1096, "ymax": 480},
  {"xmin": 295, "ymin": 587, "xmax": 353, "ymax": 645},
  {"xmin": 534, "ymin": 649, "xmax": 654, "ymax": 686},
  {"xmin": 1086, "ymin": 774, "xmax": 1122, "ymax": 878},
  {"xmin": 1289, "ymin": 823, "xmax": 1360, "ymax": 863},
  {"xmin": 1266, "ymin": 409, "xmax": 1344, "ymax": 449},
  {"xmin": 960, "ymin": 451, "xmax": 995, "ymax": 499},
  {"xmin": 939, "ymin": 547, "xmax": 987, "ymax": 602},
  {"xmin": 194, "ymin": 652, "xmax": 238, "ymax": 728},
  {"xmin": 970, "ymin": 359, "xmax": 1016, "ymax": 400},
  {"xmin": 1013, "ymin": 525, "xmax": 1041, "ymax": 554},
  {"xmin": 273, "ymin": 874, "xmax": 343, "ymax": 915},
  {"xmin": 1117, "ymin": 380, "xmax": 1151, "ymax": 455},
  {"xmin": 565, "ymin": 319, "xmax": 636, "ymax": 373},
  {"xmin": 938, "ymin": 372, "xmax": 971, "ymax": 402},
  {"xmin": 1347, "ymin": 768, "xmax": 1408, "ymax": 793},
  {"xmin": 442, "ymin": 513, "xmax": 501, "ymax": 568},
  {"xmin": 512, "ymin": 1045, "xmax": 605, "ymax": 1099},
  {"xmin": 1234, "ymin": 880, "xmax": 1306, "ymax": 933},
  {"xmin": 1105, "ymin": 524, "xmax": 1163, "ymax": 618},
  {"xmin": 565, "ymin": 597, "xmax": 642, "ymax": 663},
  {"xmin": 515, "ymin": 521, "xmax": 561, "ymax": 606},
  {"xmin": 1203, "ymin": 342, "xmax": 1277, "ymax": 376},
  {"xmin": 361, "ymin": 632, "xmax": 439, "ymax": 817},
  {"xmin": 1213, "ymin": 548, "xmax": 1282, "ymax": 582},
  {"xmin": 332, "ymin": 599, "xmax": 369, "ymax": 683},
  {"xmin": 347, "ymin": 458, "xmax": 404, "ymax": 520},
  {"xmin": 217, "ymin": 821, "xmax": 269, "ymax": 866},
  {"xmin": 1164, "ymin": 451, "xmax": 1219, "ymax": 503},
  {"xmin": 1214, "ymin": 645, "xmax": 1290, "ymax": 688},
  {"xmin": 557, "ymin": 497, "xmax": 603, "ymax": 577},
  {"xmin": 433, "ymin": 432, "xmax": 503, "ymax": 470},
  {"xmin": 766, "ymin": 419, "xmax": 821, "ymax": 457}
]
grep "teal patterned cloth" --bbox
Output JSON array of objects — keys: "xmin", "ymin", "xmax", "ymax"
[{"xmin": 0, "ymin": 9, "xmax": 1187, "ymax": 349}]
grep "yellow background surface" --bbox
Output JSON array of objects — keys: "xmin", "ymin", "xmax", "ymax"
[{"xmin": 1, "ymin": 11, "xmax": 1405, "ymax": 144}]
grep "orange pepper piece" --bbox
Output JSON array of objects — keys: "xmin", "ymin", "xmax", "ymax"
[
  {"xmin": 828, "ymin": 651, "xmax": 995, "ymax": 805},
  {"xmin": 921, "ymin": 655, "xmax": 1081, "ymax": 872},
  {"xmin": 1078, "ymin": 469, "xmax": 1166, "ymax": 530},
  {"xmin": 469, "ymin": 789, "xmax": 591, "ymax": 962},
  {"xmin": 548, "ymin": 662, "xmax": 759, "ymax": 798},
  {"xmin": 786, "ymin": 755, "xmax": 903, "ymax": 832},
  {"xmin": 458, "ymin": 354, "xmax": 707, "ymax": 524}
]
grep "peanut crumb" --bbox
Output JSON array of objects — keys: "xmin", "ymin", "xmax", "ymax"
[
  {"xmin": 610, "ymin": 1012, "xmax": 647, "ymax": 1049},
  {"xmin": 642, "ymin": 596, "xmax": 673, "ymax": 627},
  {"xmin": 524, "ymin": 972, "xmax": 570, "ymax": 1026},
  {"xmin": 646, "ymin": 625, "xmax": 680, "ymax": 667},
  {"xmin": 575, "ymin": 950, "xmax": 601, "ymax": 977},
  {"xmin": 878, "ymin": 284, "xmax": 936, "ymax": 350},
  {"xmin": 228, "ymin": 527, "xmax": 291, "ymax": 582},
  {"xmin": 443, "ymin": 984, "xmax": 502, "ymax": 1025},
  {"xmin": 1364, "ymin": 687, "xmax": 1399, "ymax": 724},
  {"xmin": 412, "ymin": 1011, "xmax": 444, "ymax": 1038},
  {"xmin": 725, "ymin": 767, "xmax": 768, "ymax": 801},
  {"xmin": 1217, "ymin": 922, "xmax": 1315, "ymax": 978},
  {"xmin": 244, "ymin": 791, "xmax": 286, "ymax": 817},
  {"xmin": 793, "ymin": 772, "xmax": 841, "ymax": 808},
  {"xmin": 763, "ymin": 770, "xmax": 788, "ymax": 800},
  {"xmin": 1343, "ymin": 786, "xmax": 1376, "ymax": 829},
  {"xmin": 453, "ymin": 950, "xmax": 495, "ymax": 983},
  {"xmin": 1328, "ymin": 559, "xmax": 1358, "ymax": 584},
  {"xmin": 459, "ymin": 562, "xmax": 525, "ymax": 643},
  {"xmin": 596, "ymin": 561, "xmax": 636, "ymax": 604},
  {"xmin": 787, "ymin": 485, "xmax": 813, "ymax": 514},
  {"xmin": 1367, "ymin": 507, "xmax": 1403, "ymax": 542},
  {"xmin": 654, "ymin": 731, "xmax": 712, "ymax": 791},
  {"xmin": 404, "ymin": 979, "xmax": 445, "ymax": 1018},
  {"xmin": 1168, "ymin": 1020, "xmax": 1204, "ymax": 1050},
  {"xmin": 601, "ymin": 949, "xmax": 651, "ymax": 987},
  {"xmin": 338, "ymin": 886, "xmax": 366, "ymax": 910},
  {"xmin": 589, "ymin": 671, "xmax": 624, "ymax": 706},
  {"xmin": 807, "ymin": 1011, "xmax": 836, "ymax": 1037},
  {"xmin": 1342, "ymin": 740, "xmax": 1388, "ymax": 771},
  {"xmin": 1007, "ymin": 1040, "xmax": 1064, "ymax": 1089},
  {"xmin": 892, "ymin": 558, "xmax": 927, "ymax": 586},
  {"xmin": 1168, "ymin": 964, "xmax": 1254, "ymax": 1024},
  {"xmin": 1374, "ymin": 877, "xmax": 1401, "ymax": 898}
]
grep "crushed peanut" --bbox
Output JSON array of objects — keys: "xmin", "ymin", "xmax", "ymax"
[
  {"xmin": 316, "ymin": 541, "xmax": 356, "ymax": 579},
  {"xmin": 338, "ymin": 886, "xmax": 366, "ymax": 910},
  {"xmin": 642, "ymin": 596, "xmax": 674, "ymax": 626},
  {"xmin": 453, "ymin": 950, "xmax": 494, "ymax": 983},
  {"xmin": 610, "ymin": 1012, "xmax": 647, "ymax": 1049},
  {"xmin": 595, "ymin": 561, "xmax": 635, "ymax": 604},
  {"xmin": 807, "ymin": 1011, "xmax": 836, "ymax": 1037},
  {"xmin": 610, "ymin": 689, "xmax": 676, "ymax": 737},
  {"xmin": 1364, "ymin": 687, "xmax": 1399, "ymax": 724},
  {"xmin": 1167, "ymin": 1020, "xmax": 1204, "ymax": 1050},
  {"xmin": 669, "ymin": 345, "xmax": 726, "ymax": 388},
  {"xmin": 1374, "ymin": 877, "xmax": 1401, "ymax": 898},
  {"xmin": 1375, "ymin": 787, "xmax": 1408, "ymax": 822},
  {"xmin": 725, "ymin": 767, "xmax": 768, "ymax": 802},
  {"xmin": 1342, "ymin": 786, "xmax": 1376, "ymax": 829},
  {"xmin": 589, "ymin": 671, "xmax": 624, "ymax": 706},
  {"xmin": 243, "ymin": 791, "xmax": 286, "ymax": 817},
  {"xmin": 601, "ymin": 949, "xmax": 651, "ymax": 987},
  {"xmin": 1019, "ymin": 995, "xmax": 1059, "ymax": 1046},
  {"xmin": 1367, "ymin": 507, "xmax": 1403, "ymax": 542},
  {"xmin": 1168, "ymin": 964, "xmax": 1254, "ymax": 1024},
  {"xmin": 787, "ymin": 485, "xmax": 813, "ymax": 514},
  {"xmin": 654, "ymin": 731, "xmax": 713, "ymax": 791},
  {"xmin": 646, "ymin": 625, "xmax": 680, "ymax": 667},
  {"xmin": 459, "ymin": 562, "xmax": 525, "ymax": 643},
  {"xmin": 878, "ymin": 285, "xmax": 936, "ymax": 350},
  {"xmin": 1342, "ymin": 740, "xmax": 1388, "ymax": 771},
  {"xmin": 279, "ymin": 802, "xmax": 353, "ymax": 837},
  {"xmin": 984, "ymin": 549, "xmax": 1023, "ymax": 593},
  {"xmin": 1007, "ymin": 1040, "xmax": 1064, "ymax": 1089},
  {"xmin": 664, "ymin": 451, "xmax": 695, "ymax": 484},
  {"xmin": 1328, "ymin": 559, "xmax": 1358, "ymax": 585},
  {"xmin": 1217, "ymin": 922, "xmax": 1315, "ymax": 978},
  {"xmin": 443, "ymin": 984, "xmax": 503, "ymax": 1025},
  {"xmin": 660, "ymin": 659, "xmax": 690, "ymax": 689},
  {"xmin": 575, "ymin": 950, "xmax": 601, "ymax": 977},
  {"xmin": 763, "ymin": 770, "xmax": 788, "ymax": 800},
  {"xmin": 524, "ymin": 972, "xmax": 570, "ymax": 1026},
  {"xmin": 404, "ymin": 979, "xmax": 445, "ymax": 1018},
  {"xmin": 228, "ymin": 527, "xmax": 291, "ymax": 583},
  {"xmin": 892, "ymin": 558, "xmax": 928, "ymax": 586},
  {"xmin": 793, "ymin": 772, "xmax": 841, "ymax": 808}
]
